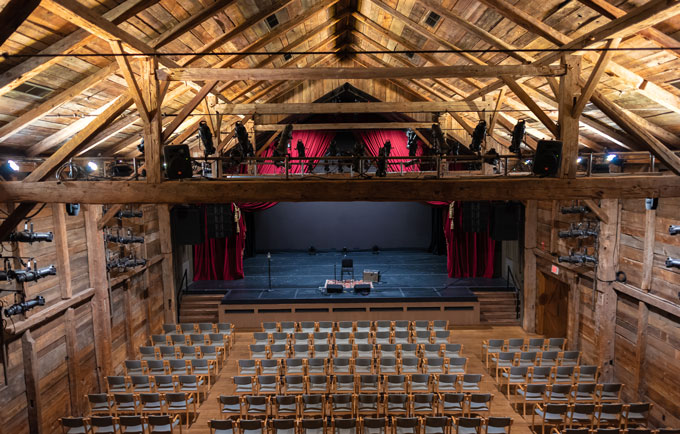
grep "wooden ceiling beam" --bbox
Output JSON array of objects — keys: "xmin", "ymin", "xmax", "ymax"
[
  {"xmin": 573, "ymin": 38, "xmax": 621, "ymax": 117},
  {"xmin": 110, "ymin": 41, "xmax": 151, "ymax": 125},
  {"xmin": 4, "ymin": 176, "xmax": 680, "ymax": 203},
  {"xmin": 149, "ymin": 0, "xmax": 237, "ymax": 48},
  {"xmin": 214, "ymin": 101, "xmax": 491, "ymax": 115},
  {"xmin": 0, "ymin": 0, "xmax": 41, "ymax": 47},
  {"xmin": 0, "ymin": 0, "xmax": 158, "ymax": 96},
  {"xmin": 502, "ymin": 79, "xmax": 559, "ymax": 137},
  {"xmin": 577, "ymin": 0, "xmax": 680, "ymax": 59},
  {"xmin": 255, "ymin": 122, "xmax": 433, "ymax": 131},
  {"xmin": 160, "ymin": 65, "xmax": 565, "ymax": 82},
  {"xmin": 161, "ymin": 81, "xmax": 217, "ymax": 143}
]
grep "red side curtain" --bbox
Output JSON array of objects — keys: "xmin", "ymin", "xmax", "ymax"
[
  {"xmin": 443, "ymin": 202, "xmax": 495, "ymax": 278},
  {"xmin": 354, "ymin": 130, "xmax": 423, "ymax": 172},
  {"xmin": 193, "ymin": 204, "xmax": 246, "ymax": 281}
]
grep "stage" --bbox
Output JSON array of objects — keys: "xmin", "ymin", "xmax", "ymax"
[{"xmin": 186, "ymin": 250, "xmax": 508, "ymax": 329}]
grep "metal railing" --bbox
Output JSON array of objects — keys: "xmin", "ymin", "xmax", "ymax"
[{"xmin": 506, "ymin": 265, "xmax": 521, "ymax": 320}]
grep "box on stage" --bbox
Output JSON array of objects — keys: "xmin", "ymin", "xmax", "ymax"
[{"xmin": 363, "ymin": 270, "xmax": 380, "ymax": 282}]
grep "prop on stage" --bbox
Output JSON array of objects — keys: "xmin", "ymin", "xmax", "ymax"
[{"xmin": 325, "ymin": 279, "xmax": 373, "ymax": 295}]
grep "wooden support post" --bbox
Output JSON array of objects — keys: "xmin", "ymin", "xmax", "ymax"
[
  {"xmin": 157, "ymin": 205, "xmax": 177, "ymax": 323},
  {"xmin": 558, "ymin": 55, "xmax": 582, "ymax": 179},
  {"xmin": 567, "ymin": 279, "xmax": 581, "ymax": 351},
  {"xmin": 641, "ymin": 205, "xmax": 656, "ymax": 291},
  {"xmin": 488, "ymin": 89, "xmax": 505, "ymax": 135},
  {"xmin": 84, "ymin": 205, "xmax": 112, "ymax": 389},
  {"xmin": 51, "ymin": 203, "xmax": 72, "ymax": 299},
  {"xmin": 550, "ymin": 201, "xmax": 559, "ymax": 254},
  {"xmin": 141, "ymin": 57, "xmax": 162, "ymax": 184},
  {"xmin": 22, "ymin": 329, "xmax": 42, "ymax": 434},
  {"xmin": 633, "ymin": 301, "xmax": 649, "ymax": 400},
  {"xmin": 523, "ymin": 200, "xmax": 537, "ymax": 332},
  {"xmin": 123, "ymin": 282, "xmax": 135, "ymax": 359},
  {"xmin": 594, "ymin": 199, "xmax": 620, "ymax": 382},
  {"xmin": 64, "ymin": 307, "xmax": 81, "ymax": 416}
]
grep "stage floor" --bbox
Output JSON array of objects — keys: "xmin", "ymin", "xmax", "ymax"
[{"xmin": 186, "ymin": 250, "xmax": 509, "ymax": 305}]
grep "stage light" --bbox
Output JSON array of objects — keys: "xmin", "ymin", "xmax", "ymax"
[
  {"xmin": 509, "ymin": 120, "xmax": 525, "ymax": 154},
  {"xmin": 87, "ymin": 161, "xmax": 98, "ymax": 171},
  {"xmin": 577, "ymin": 156, "xmax": 583, "ymax": 164},
  {"xmin": 7, "ymin": 159, "xmax": 19, "ymax": 171},
  {"xmin": 9, "ymin": 224, "xmax": 53, "ymax": 243},
  {"xmin": 198, "ymin": 120, "xmax": 216, "ymax": 156},
  {"xmin": 13, "ymin": 265, "xmax": 57, "ymax": 282},
  {"xmin": 470, "ymin": 120, "xmax": 486, "ymax": 153},
  {"xmin": 606, "ymin": 153, "xmax": 616, "ymax": 162},
  {"xmin": 137, "ymin": 138, "xmax": 144, "ymax": 154},
  {"xmin": 3, "ymin": 296, "xmax": 45, "ymax": 317}
]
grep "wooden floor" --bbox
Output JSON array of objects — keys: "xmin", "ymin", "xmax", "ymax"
[{"xmin": 187, "ymin": 325, "xmax": 541, "ymax": 434}]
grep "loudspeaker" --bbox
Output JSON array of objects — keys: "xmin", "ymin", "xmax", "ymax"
[
  {"xmin": 164, "ymin": 144, "xmax": 193, "ymax": 179},
  {"xmin": 462, "ymin": 202, "xmax": 489, "ymax": 233},
  {"xmin": 326, "ymin": 284, "xmax": 343, "ymax": 294},
  {"xmin": 206, "ymin": 204, "xmax": 233, "ymax": 239},
  {"xmin": 170, "ymin": 206, "xmax": 203, "ymax": 245},
  {"xmin": 533, "ymin": 140, "xmax": 562, "ymax": 177},
  {"xmin": 491, "ymin": 202, "xmax": 521, "ymax": 241},
  {"xmin": 354, "ymin": 283, "xmax": 371, "ymax": 295}
]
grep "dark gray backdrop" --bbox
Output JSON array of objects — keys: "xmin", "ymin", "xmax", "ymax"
[{"xmin": 254, "ymin": 202, "xmax": 432, "ymax": 251}]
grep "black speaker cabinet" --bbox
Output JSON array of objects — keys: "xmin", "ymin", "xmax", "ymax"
[
  {"xmin": 462, "ymin": 201, "xmax": 490, "ymax": 233},
  {"xmin": 206, "ymin": 204, "xmax": 234, "ymax": 239},
  {"xmin": 533, "ymin": 140, "xmax": 563, "ymax": 177},
  {"xmin": 326, "ymin": 284, "xmax": 343, "ymax": 294},
  {"xmin": 491, "ymin": 202, "xmax": 521, "ymax": 241},
  {"xmin": 354, "ymin": 283, "xmax": 371, "ymax": 295},
  {"xmin": 170, "ymin": 206, "xmax": 204, "ymax": 245},
  {"xmin": 164, "ymin": 144, "xmax": 193, "ymax": 179}
]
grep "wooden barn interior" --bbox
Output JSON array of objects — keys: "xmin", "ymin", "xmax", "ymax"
[{"xmin": 1, "ymin": 0, "xmax": 680, "ymax": 433}]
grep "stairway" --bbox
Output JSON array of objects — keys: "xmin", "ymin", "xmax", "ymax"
[
  {"xmin": 178, "ymin": 294, "xmax": 222, "ymax": 323},
  {"xmin": 473, "ymin": 289, "xmax": 520, "ymax": 325}
]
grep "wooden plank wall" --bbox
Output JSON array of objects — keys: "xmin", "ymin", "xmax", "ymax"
[
  {"xmin": 0, "ymin": 204, "xmax": 165, "ymax": 434},
  {"xmin": 529, "ymin": 198, "xmax": 680, "ymax": 426}
]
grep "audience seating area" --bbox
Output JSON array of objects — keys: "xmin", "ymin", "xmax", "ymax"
[{"xmin": 57, "ymin": 321, "xmax": 678, "ymax": 434}]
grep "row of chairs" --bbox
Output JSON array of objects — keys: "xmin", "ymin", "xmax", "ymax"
[
  {"xmin": 249, "ymin": 345, "xmax": 465, "ymax": 363},
  {"xmin": 85, "ymin": 392, "xmax": 197, "ymax": 425},
  {"xmin": 532, "ymin": 403, "xmax": 652, "ymax": 433},
  {"xmin": 482, "ymin": 338, "xmax": 568, "ymax": 366},
  {"xmin": 515, "ymin": 383, "xmax": 623, "ymax": 415},
  {"xmin": 138, "ymin": 344, "xmax": 225, "ymax": 364},
  {"xmin": 218, "ymin": 393, "xmax": 495, "ymax": 419},
  {"xmin": 150, "ymin": 332, "xmax": 232, "ymax": 348},
  {"xmin": 61, "ymin": 415, "xmax": 183, "ymax": 434},
  {"xmin": 163, "ymin": 322, "xmax": 234, "ymax": 336},
  {"xmin": 211, "ymin": 416, "xmax": 513, "ymax": 434},
  {"xmin": 254, "ymin": 331, "xmax": 453, "ymax": 346},
  {"xmin": 262, "ymin": 321, "xmax": 450, "ymax": 334},
  {"xmin": 250, "ymin": 344, "xmax": 464, "ymax": 360},
  {"xmin": 498, "ymin": 366, "xmax": 600, "ymax": 393},
  {"xmin": 554, "ymin": 429, "xmax": 680, "ymax": 434},
  {"xmin": 106, "ymin": 374, "xmax": 209, "ymax": 398},
  {"xmin": 488, "ymin": 351, "xmax": 582, "ymax": 377},
  {"xmin": 241, "ymin": 356, "xmax": 468, "ymax": 376},
  {"xmin": 232, "ymin": 374, "xmax": 484, "ymax": 395},
  {"xmin": 124, "ymin": 359, "xmax": 218, "ymax": 380}
]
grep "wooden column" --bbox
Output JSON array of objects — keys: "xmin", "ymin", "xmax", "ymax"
[
  {"xmin": 641, "ymin": 206, "xmax": 656, "ymax": 291},
  {"xmin": 549, "ymin": 201, "xmax": 559, "ymax": 254},
  {"xmin": 64, "ymin": 307, "xmax": 82, "ymax": 416},
  {"xmin": 558, "ymin": 55, "xmax": 582, "ymax": 178},
  {"xmin": 157, "ymin": 204, "xmax": 177, "ymax": 323},
  {"xmin": 123, "ymin": 282, "xmax": 135, "ymax": 359},
  {"xmin": 567, "ymin": 278, "xmax": 581, "ymax": 351},
  {"xmin": 523, "ymin": 200, "xmax": 537, "ymax": 332},
  {"xmin": 594, "ymin": 199, "xmax": 620, "ymax": 381},
  {"xmin": 22, "ymin": 329, "xmax": 42, "ymax": 434},
  {"xmin": 142, "ymin": 56, "xmax": 163, "ymax": 184},
  {"xmin": 633, "ymin": 301, "xmax": 649, "ymax": 400},
  {"xmin": 51, "ymin": 203, "xmax": 72, "ymax": 299},
  {"xmin": 84, "ymin": 205, "xmax": 112, "ymax": 389}
]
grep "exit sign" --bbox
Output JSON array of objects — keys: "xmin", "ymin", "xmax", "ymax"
[{"xmin": 551, "ymin": 265, "xmax": 559, "ymax": 275}]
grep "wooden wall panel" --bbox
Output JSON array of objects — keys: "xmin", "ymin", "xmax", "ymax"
[
  {"xmin": 0, "ymin": 203, "xmax": 164, "ymax": 433},
  {"xmin": 532, "ymin": 198, "xmax": 680, "ymax": 426}
]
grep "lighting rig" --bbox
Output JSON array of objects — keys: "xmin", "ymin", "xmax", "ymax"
[
  {"xmin": 0, "ymin": 258, "xmax": 57, "ymax": 283},
  {"xmin": 558, "ymin": 249, "xmax": 598, "ymax": 265},
  {"xmin": 106, "ymin": 230, "xmax": 145, "ymax": 245},
  {"xmin": 102, "ymin": 206, "xmax": 147, "ymax": 274},
  {"xmin": 431, "ymin": 123, "xmax": 451, "ymax": 156},
  {"xmin": 273, "ymin": 124, "xmax": 293, "ymax": 167},
  {"xmin": 106, "ymin": 256, "xmax": 147, "ymax": 272},
  {"xmin": 669, "ymin": 225, "xmax": 680, "ymax": 236},
  {"xmin": 509, "ymin": 120, "xmax": 525, "ymax": 155},
  {"xmin": 558, "ymin": 222, "xmax": 599, "ymax": 239},
  {"xmin": 8, "ymin": 221, "xmax": 53, "ymax": 243},
  {"xmin": 667, "ymin": 223, "xmax": 680, "ymax": 268},
  {"xmin": 469, "ymin": 120, "xmax": 487, "ymax": 154}
]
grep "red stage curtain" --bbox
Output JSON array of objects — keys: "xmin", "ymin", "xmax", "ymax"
[
  {"xmin": 354, "ymin": 130, "xmax": 424, "ymax": 172},
  {"xmin": 193, "ymin": 204, "xmax": 246, "ymax": 281},
  {"xmin": 443, "ymin": 202, "xmax": 495, "ymax": 278}
]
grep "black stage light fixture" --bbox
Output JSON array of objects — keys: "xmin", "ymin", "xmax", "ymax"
[
  {"xmin": 116, "ymin": 209, "xmax": 143, "ymax": 219},
  {"xmin": 137, "ymin": 138, "xmax": 145, "ymax": 154},
  {"xmin": 13, "ymin": 265, "xmax": 57, "ymax": 282},
  {"xmin": 561, "ymin": 205, "xmax": 587, "ymax": 214},
  {"xmin": 406, "ymin": 129, "xmax": 418, "ymax": 157},
  {"xmin": 164, "ymin": 144, "xmax": 193, "ymax": 179},
  {"xmin": 558, "ymin": 251, "xmax": 597, "ymax": 265},
  {"xmin": 532, "ymin": 140, "xmax": 562, "ymax": 177},
  {"xmin": 198, "ymin": 120, "xmax": 216, "ymax": 156},
  {"xmin": 431, "ymin": 123, "xmax": 449, "ymax": 155},
  {"xmin": 235, "ymin": 121, "xmax": 254, "ymax": 157},
  {"xmin": 4, "ymin": 295, "xmax": 45, "ymax": 317},
  {"xmin": 483, "ymin": 148, "xmax": 499, "ymax": 166},
  {"xmin": 296, "ymin": 140, "xmax": 305, "ymax": 158},
  {"xmin": 665, "ymin": 257, "xmax": 680, "ymax": 268},
  {"xmin": 106, "ymin": 233, "xmax": 145, "ymax": 244},
  {"xmin": 9, "ymin": 223, "xmax": 53, "ymax": 243},
  {"xmin": 509, "ymin": 120, "xmax": 525, "ymax": 154},
  {"xmin": 670, "ymin": 225, "xmax": 680, "ymax": 235},
  {"xmin": 470, "ymin": 120, "xmax": 487, "ymax": 153},
  {"xmin": 376, "ymin": 142, "xmax": 390, "ymax": 178},
  {"xmin": 276, "ymin": 124, "xmax": 293, "ymax": 156}
]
